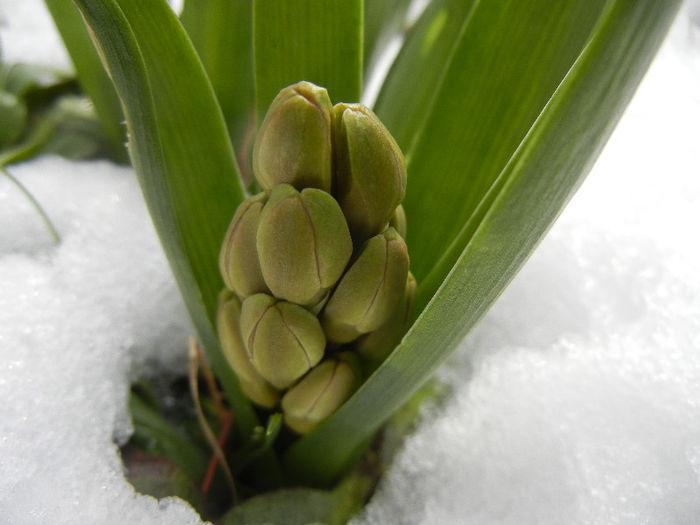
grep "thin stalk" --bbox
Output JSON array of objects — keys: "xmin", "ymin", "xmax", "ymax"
[
  {"xmin": 1, "ymin": 164, "xmax": 60, "ymax": 244},
  {"xmin": 189, "ymin": 337, "xmax": 238, "ymax": 504}
]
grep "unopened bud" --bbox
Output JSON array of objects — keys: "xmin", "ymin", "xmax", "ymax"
[
  {"xmin": 219, "ymin": 192, "xmax": 269, "ymax": 298},
  {"xmin": 390, "ymin": 204, "xmax": 407, "ymax": 239},
  {"xmin": 257, "ymin": 184, "xmax": 352, "ymax": 306},
  {"xmin": 332, "ymin": 103, "xmax": 406, "ymax": 241},
  {"xmin": 281, "ymin": 353, "xmax": 360, "ymax": 434},
  {"xmin": 253, "ymin": 81, "xmax": 332, "ymax": 192},
  {"xmin": 355, "ymin": 272, "xmax": 416, "ymax": 361},
  {"xmin": 321, "ymin": 227, "xmax": 409, "ymax": 343},
  {"xmin": 216, "ymin": 291, "xmax": 279, "ymax": 408},
  {"xmin": 239, "ymin": 293, "xmax": 325, "ymax": 389}
]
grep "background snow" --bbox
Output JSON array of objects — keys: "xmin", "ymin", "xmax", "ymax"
[
  {"xmin": 0, "ymin": 0, "xmax": 72, "ymax": 70},
  {"xmin": 1, "ymin": 2, "xmax": 699, "ymax": 525},
  {"xmin": 0, "ymin": 157, "xmax": 199, "ymax": 524}
]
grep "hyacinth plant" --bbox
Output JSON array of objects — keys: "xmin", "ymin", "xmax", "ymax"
[{"xmin": 0, "ymin": 0, "xmax": 678, "ymax": 522}]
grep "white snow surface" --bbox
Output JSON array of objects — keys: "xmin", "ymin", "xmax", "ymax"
[
  {"xmin": 0, "ymin": 0, "xmax": 72, "ymax": 71},
  {"xmin": 1, "ymin": 2, "xmax": 699, "ymax": 525},
  {"xmin": 0, "ymin": 158, "xmax": 199, "ymax": 525}
]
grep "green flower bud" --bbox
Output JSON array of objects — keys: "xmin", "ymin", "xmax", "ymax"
[
  {"xmin": 390, "ymin": 204, "xmax": 407, "ymax": 239},
  {"xmin": 281, "ymin": 353, "xmax": 360, "ymax": 434},
  {"xmin": 257, "ymin": 184, "xmax": 352, "ymax": 306},
  {"xmin": 216, "ymin": 290, "xmax": 279, "ymax": 408},
  {"xmin": 321, "ymin": 227, "xmax": 409, "ymax": 343},
  {"xmin": 239, "ymin": 293, "xmax": 326, "ymax": 389},
  {"xmin": 355, "ymin": 272, "xmax": 416, "ymax": 361},
  {"xmin": 219, "ymin": 192, "xmax": 269, "ymax": 298},
  {"xmin": 253, "ymin": 81, "xmax": 333, "ymax": 192},
  {"xmin": 332, "ymin": 103, "xmax": 407, "ymax": 241}
]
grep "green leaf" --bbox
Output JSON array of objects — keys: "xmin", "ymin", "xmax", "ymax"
[
  {"xmin": 1, "ymin": 62, "xmax": 71, "ymax": 97},
  {"xmin": 44, "ymin": 0, "xmax": 128, "ymax": 162},
  {"xmin": 220, "ymin": 470, "xmax": 371, "ymax": 525},
  {"xmin": 231, "ymin": 413, "xmax": 283, "ymax": 473},
  {"xmin": 253, "ymin": 0, "xmax": 363, "ymax": 121},
  {"xmin": 372, "ymin": 0, "xmax": 477, "ymax": 152},
  {"xmin": 0, "ymin": 96, "xmax": 110, "ymax": 166},
  {"xmin": 378, "ymin": 0, "xmax": 611, "ymax": 285},
  {"xmin": 285, "ymin": 0, "xmax": 682, "ymax": 486},
  {"xmin": 72, "ymin": 0, "xmax": 260, "ymax": 441},
  {"xmin": 180, "ymin": 0, "xmax": 255, "ymax": 162},
  {"xmin": 0, "ymin": 165, "xmax": 60, "ymax": 244},
  {"xmin": 221, "ymin": 488, "xmax": 337, "ymax": 525}
]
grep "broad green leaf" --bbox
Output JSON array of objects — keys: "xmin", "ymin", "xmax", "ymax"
[
  {"xmin": 180, "ymin": 0, "xmax": 255, "ymax": 172},
  {"xmin": 253, "ymin": 0, "xmax": 363, "ymax": 121},
  {"xmin": 44, "ymin": 0, "xmax": 127, "ymax": 162},
  {"xmin": 222, "ymin": 488, "xmax": 337, "ymax": 525},
  {"xmin": 221, "ymin": 470, "xmax": 370, "ymax": 524},
  {"xmin": 285, "ymin": 0, "xmax": 682, "ymax": 485},
  {"xmin": 72, "ymin": 0, "xmax": 261, "ymax": 441},
  {"xmin": 373, "ymin": 0, "xmax": 477, "ymax": 150},
  {"xmin": 376, "ymin": 0, "xmax": 608, "ymax": 285}
]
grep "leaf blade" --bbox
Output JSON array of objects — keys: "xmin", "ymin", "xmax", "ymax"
[
  {"xmin": 285, "ymin": 0, "xmax": 682, "ymax": 485},
  {"xmin": 253, "ymin": 0, "xmax": 363, "ymax": 120},
  {"xmin": 180, "ymin": 0, "xmax": 255, "ymax": 167},
  {"xmin": 376, "ymin": 0, "xmax": 608, "ymax": 285},
  {"xmin": 73, "ymin": 0, "xmax": 260, "ymax": 439},
  {"xmin": 44, "ymin": 0, "xmax": 127, "ymax": 162}
]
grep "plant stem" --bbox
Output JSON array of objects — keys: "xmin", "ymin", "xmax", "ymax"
[{"xmin": 1, "ymin": 164, "xmax": 60, "ymax": 244}]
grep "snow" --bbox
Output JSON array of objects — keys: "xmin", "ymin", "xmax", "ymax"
[
  {"xmin": 0, "ymin": 0, "xmax": 72, "ymax": 71},
  {"xmin": 1, "ymin": 1, "xmax": 699, "ymax": 525},
  {"xmin": 0, "ymin": 157, "xmax": 199, "ymax": 524}
]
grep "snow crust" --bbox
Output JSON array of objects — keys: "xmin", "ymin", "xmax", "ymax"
[
  {"xmin": 0, "ymin": 157, "xmax": 199, "ymax": 524},
  {"xmin": 1, "ymin": 1, "xmax": 699, "ymax": 524}
]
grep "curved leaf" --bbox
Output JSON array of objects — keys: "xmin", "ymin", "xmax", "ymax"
[
  {"xmin": 373, "ymin": 0, "xmax": 477, "ymax": 150},
  {"xmin": 221, "ymin": 471, "xmax": 370, "ymax": 524},
  {"xmin": 376, "ymin": 0, "xmax": 608, "ymax": 284},
  {"xmin": 285, "ymin": 0, "xmax": 682, "ymax": 486},
  {"xmin": 72, "ymin": 0, "xmax": 259, "ymax": 440},
  {"xmin": 180, "ymin": 0, "xmax": 255, "ymax": 161},
  {"xmin": 44, "ymin": 0, "xmax": 127, "ymax": 162},
  {"xmin": 222, "ymin": 488, "xmax": 337, "ymax": 525}
]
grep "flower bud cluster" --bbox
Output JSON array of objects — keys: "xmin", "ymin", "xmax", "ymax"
[{"xmin": 217, "ymin": 81, "xmax": 415, "ymax": 434}]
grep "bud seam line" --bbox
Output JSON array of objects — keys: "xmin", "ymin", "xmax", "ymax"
[
  {"xmin": 247, "ymin": 304, "xmax": 274, "ymax": 362},
  {"xmin": 298, "ymin": 196, "xmax": 323, "ymax": 289},
  {"xmin": 359, "ymin": 240, "xmax": 390, "ymax": 326},
  {"xmin": 302, "ymin": 361, "xmax": 339, "ymax": 417},
  {"xmin": 279, "ymin": 314, "xmax": 313, "ymax": 368}
]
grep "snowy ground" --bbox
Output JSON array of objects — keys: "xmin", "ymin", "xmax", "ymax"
[{"xmin": 1, "ymin": 2, "xmax": 699, "ymax": 524}]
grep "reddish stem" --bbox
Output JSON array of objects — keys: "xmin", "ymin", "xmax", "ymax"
[{"xmin": 201, "ymin": 410, "xmax": 235, "ymax": 495}]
